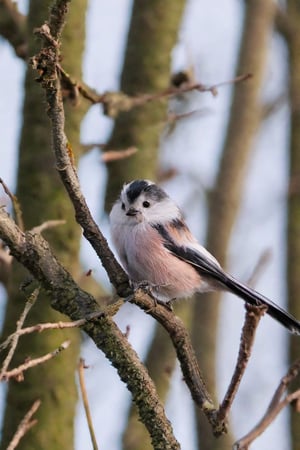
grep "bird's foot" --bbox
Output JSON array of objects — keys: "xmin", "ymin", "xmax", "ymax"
[{"xmin": 130, "ymin": 280, "xmax": 175, "ymax": 313}]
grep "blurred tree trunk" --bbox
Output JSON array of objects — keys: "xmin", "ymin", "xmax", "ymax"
[
  {"xmin": 0, "ymin": 1, "xmax": 87, "ymax": 449},
  {"xmin": 105, "ymin": 0, "xmax": 186, "ymax": 209},
  {"xmin": 103, "ymin": 1, "xmax": 186, "ymax": 448},
  {"xmin": 285, "ymin": 1, "xmax": 300, "ymax": 448},
  {"xmin": 191, "ymin": 1, "xmax": 275, "ymax": 449}
]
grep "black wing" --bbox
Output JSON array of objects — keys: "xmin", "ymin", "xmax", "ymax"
[{"xmin": 153, "ymin": 223, "xmax": 300, "ymax": 335}]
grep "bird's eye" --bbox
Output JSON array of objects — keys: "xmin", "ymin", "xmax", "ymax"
[
  {"xmin": 121, "ymin": 202, "xmax": 125, "ymax": 210},
  {"xmin": 143, "ymin": 201, "xmax": 150, "ymax": 208}
]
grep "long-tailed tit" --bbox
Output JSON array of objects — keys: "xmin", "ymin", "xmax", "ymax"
[{"xmin": 110, "ymin": 179, "xmax": 300, "ymax": 335}]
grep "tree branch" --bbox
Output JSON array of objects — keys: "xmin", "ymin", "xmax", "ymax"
[
  {"xmin": 1, "ymin": 339, "xmax": 71, "ymax": 382},
  {"xmin": 234, "ymin": 359, "xmax": 300, "ymax": 449},
  {"xmin": 0, "ymin": 288, "xmax": 39, "ymax": 378},
  {"xmin": 57, "ymin": 62, "xmax": 252, "ymax": 118},
  {"xmin": 216, "ymin": 304, "xmax": 267, "ymax": 425},
  {"xmin": 6, "ymin": 399, "xmax": 41, "ymax": 450},
  {"xmin": 0, "ymin": 207, "xmax": 180, "ymax": 449},
  {"xmin": 78, "ymin": 359, "xmax": 98, "ymax": 450},
  {"xmin": 0, "ymin": 0, "xmax": 27, "ymax": 58},
  {"xmin": 0, "ymin": 310, "xmax": 106, "ymax": 352}
]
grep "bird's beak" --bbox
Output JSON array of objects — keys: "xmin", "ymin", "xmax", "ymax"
[{"xmin": 126, "ymin": 207, "xmax": 139, "ymax": 216}]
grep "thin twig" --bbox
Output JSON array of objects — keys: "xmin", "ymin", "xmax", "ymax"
[
  {"xmin": 101, "ymin": 147, "xmax": 138, "ymax": 163},
  {"xmin": 1, "ymin": 340, "xmax": 71, "ymax": 381},
  {"xmin": 0, "ymin": 311, "xmax": 105, "ymax": 352},
  {"xmin": 100, "ymin": 73, "xmax": 252, "ymax": 118},
  {"xmin": 246, "ymin": 249, "xmax": 272, "ymax": 287},
  {"xmin": 57, "ymin": 62, "xmax": 251, "ymax": 117},
  {"xmin": 78, "ymin": 359, "xmax": 99, "ymax": 450},
  {"xmin": 234, "ymin": 359, "xmax": 300, "ymax": 449},
  {"xmin": 0, "ymin": 288, "xmax": 39, "ymax": 377},
  {"xmin": 0, "ymin": 178, "xmax": 24, "ymax": 230},
  {"xmin": 216, "ymin": 304, "xmax": 267, "ymax": 425},
  {"xmin": 32, "ymin": 15, "xmax": 131, "ymax": 298},
  {"xmin": 31, "ymin": 219, "xmax": 66, "ymax": 233},
  {"xmin": 6, "ymin": 399, "xmax": 41, "ymax": 450}
]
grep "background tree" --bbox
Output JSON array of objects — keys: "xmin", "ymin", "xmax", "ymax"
[
  {"xmin": 191, "ymin": 2, "xmax": 275, "ymax": 448},
  {"xmin": 284, "ymin": 1, "xmax": 300, "ymax": 448},
  {"xmin": 0, "ymin": 0, "xmax": 87, "ymax": 448}
]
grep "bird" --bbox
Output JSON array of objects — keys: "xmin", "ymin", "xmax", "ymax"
[{"xmin": 110, "ymin": 179, "xmax": 300, "ymax": 335}]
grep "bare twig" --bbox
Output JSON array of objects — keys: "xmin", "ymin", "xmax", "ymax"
[
  {"xmin": 31, "ymin": 219, "xmax": 66, "ymax": 234},
  {"xmin": 0, "ymin": 288, "xmax": 39, "ymax": 377},
  {"xmin": 216, "ymin": 304, "xmax": 267, "ymax": 426},
  {"xmin": 246, "ymin": 249, "xmax": 272, "ymax": 287},
  {"xmin": 1, "ymin": 339, "xmax": 71, "ymax": 381},
  {"xmin": 0, "ymin": 178, "xmax": 24, "ymax": 230},
  {"xmin": 0, "ymin": 311, "xmax": 105, "ymax": 352},
  {"xmin": 80, "ymin": 143, "xmax": 138, "ymax": 162},
  {"xmin": 96, "ymin": 73, "xmax": 253, "ymax": 117},
  {"xmin": 101, "ymin": 147, "xmax": 138, "ymax": 163},
  {"xmin": 6, "ymin": 399, "xmax": 41, "ymax": 450},
  {"xmin": 234, "ymin": 359, "xmax": 300, "ymax": 449},
  {"xmin": 56, "ymin": 61, "xmax": 251, "ymax": 117},
  {"xmin": 78, "ymin": 359, "xmax": 99, "ymax": 450}
]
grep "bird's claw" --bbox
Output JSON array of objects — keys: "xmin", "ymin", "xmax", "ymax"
[{"xmin": 130, "ymin": 280, "xmax": 175, "ymax": 313}]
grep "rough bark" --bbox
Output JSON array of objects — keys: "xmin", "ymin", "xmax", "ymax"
[
  {"xmin": 191, "ymin": 1, "xmax": 276, "ymax": 448},
  {"xmin": 0, "ymin": 209, "xmax": 181, "ymax": 450},
  {"xmin": 123, "ymin": 302, "xmax": 192, "ymax": 450},
  {"xmin": 0, "ymin": 1, "xmax": 87, "ymax": 448}
]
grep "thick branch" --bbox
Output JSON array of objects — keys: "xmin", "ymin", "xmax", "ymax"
[
  {"xmin": 31, "ymin": 20, "xmax": 130, "ymax": 297},
  {"xmin": 0, "ymin": 207, "xmax": 179, "ymax": 449}
]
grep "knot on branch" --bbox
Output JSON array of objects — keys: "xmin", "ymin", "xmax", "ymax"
[
  {"xmin": 30, "ymin": 24, "xmax": 60, "ymax": 86},
  {"xmin": 101, "ymin": 91, "xmax": 137, "ymax": 118}
]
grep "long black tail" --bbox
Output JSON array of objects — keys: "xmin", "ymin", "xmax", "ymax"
[
  {"xmin": 156, "ymin": 229, "xmax": 300, "ymax": 335},
  {"xmin": 222, "ymin": 273, "xmax": 300, "ymax": 335}
]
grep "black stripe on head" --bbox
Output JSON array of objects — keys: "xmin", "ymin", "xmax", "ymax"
[
  {"xmin": 126, "ymin": 180, "xmax": 167, "ymax": 203},
  {"xmin": 126, "ymin": 180, "xmax": 149, "ymax": 203}
]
